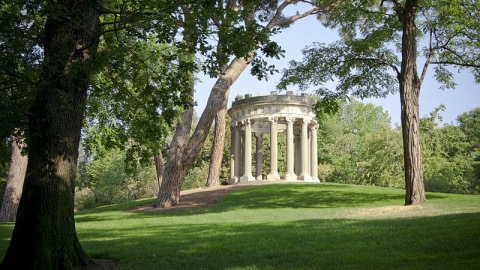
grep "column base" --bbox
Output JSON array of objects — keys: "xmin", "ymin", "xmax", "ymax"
[
  {"xmin": 229, "ymin": 177, "xmax": 240, "ymax": 185},
  {"xmin": 267, "ymin": 173, "xmax": 280, "ymax": 181},
  {"xmin": 240, "ymin": 174, "xmax": 256, "ymax": 182},
  {"xmin": 284, "ymin": 173, "xmax": 297, "ymax": 181},
  {"xmin": 298, "ymin": 174, "xmax": 312, "ymax": 181},
  {"xmin": 312, "ymin": 177, "xmax": 320, "ymax": 183},
  {"xmin": 256, "ymin": 175, "xmax": 263, "ymax": 180}
]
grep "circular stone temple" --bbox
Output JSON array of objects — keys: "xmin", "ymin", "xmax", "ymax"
[{"xmin": 228, "ymin": 91, "xmax": 319, "ymax": 184}]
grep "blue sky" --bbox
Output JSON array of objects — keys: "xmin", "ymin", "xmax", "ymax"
[{"xmin": 194, "ymin": 12, "xmax": 479, "ymax": 127}]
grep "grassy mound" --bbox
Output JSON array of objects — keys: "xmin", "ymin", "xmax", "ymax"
[{"xmin": 0, "ymin": 183, "xmax": 479, "ymax": 269}]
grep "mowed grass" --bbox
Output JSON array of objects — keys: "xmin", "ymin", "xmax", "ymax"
[{"xmin": 0, "ymin": 183, "xmax": 479, "ymax": 269}]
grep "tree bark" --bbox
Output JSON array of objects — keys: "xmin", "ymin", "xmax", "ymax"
[
  {"xmin": 155, "ymin": 104, "xmax": 194, "ymax": 208},
  {"xmin": 206, "ymin": 107, "xmax": 227, "ymax": 187},
  {"xmin": 398, "ymin": 0, "xmax": 426, "ymax": 205},
  {"xmin": 155, "ymin": 53, "xmax": 253, "ymax": 208},
  {"xmin": 0, "ymin": 134, "xmax": 27, "ymax": 222},
  {"xmin": 154, "ymin": 152, "xmax": 164, "ymax": 190},
  {"xmin": 0, "ymin": 1, "xmax": 100, "ymax": 269}
]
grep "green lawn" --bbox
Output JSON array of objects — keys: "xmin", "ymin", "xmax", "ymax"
[{"xmin": 1, "ymin": 183, "xmax": 479, "ymax": 269}]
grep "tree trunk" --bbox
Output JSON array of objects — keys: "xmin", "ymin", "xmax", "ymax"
[
  {"xmin": 0, "ymin": 134, "xmax": 27, "ymax": 222},
  {"xmin": 206, "ymin": 105, "xmax": 227, "ymax": 187},
  {"xmin": 0, "ymin": 1, "xmax": 100, "ymax": 269},
  {"xmin": 155, "ymin": 105, "xmax": 194, "ymax": 208},
  {"xmin": 399, "ymin": 0, "xmax": 426, "ymax": 205},
  {"xmin": 154, "ymin": 152, "xmax": 164, "ymax": 190},
  {"xmin": 155, "ymin": 53, "xmax": 254, "ymax": 208}
]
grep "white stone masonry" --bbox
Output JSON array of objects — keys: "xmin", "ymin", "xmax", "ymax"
[{"xmin": 228, "ymin": 91, "xmax": 319, "ymax": 184}]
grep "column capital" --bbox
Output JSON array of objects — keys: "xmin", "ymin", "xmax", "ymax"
[
  {"xmin": 242, "ymin": 118, "xmax": 251, "ymax": 125},
  {"xmin": 268, "ymin": 116, "xmax": 278, "ymax": 123},
  {"xmin": 254, "ymin": 132, "xmax": 264, "ymax": 138},
  {"xmin": 285, "ymin": 116, "xmax": 295, "ymax": 123}
]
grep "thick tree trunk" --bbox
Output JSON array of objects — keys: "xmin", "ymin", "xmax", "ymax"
[
  {"xmin": 0, "ymin": 1, "xmax": 100, "ymax": 269},
  {"xmin": 155, "ymin": 53, "xmax": 253, "ymax": 208},
  {"xmin": 0, "ymin": 134, "xmax": 27, "ymax": 222},
  {"xmin": 154, "ymin": 152, "xmax": 164, "ymax": 190},
  {"xmin": 399, "ymin": 0, "xmax": 426, "ymax": 205},
  {"xmin": 206, "ymin": 106, "xmax": 227, "ymax": 187},
  {"xmin": 155, "ymin": 105, "xmax": 194, "ymax": 207}
]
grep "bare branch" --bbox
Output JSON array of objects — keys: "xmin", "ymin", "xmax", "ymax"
[
  {"xmin": 419, "ymin": 28, "xmax": 434, "ymax": 85},
  {"xmin": 429, "ymin": 61, "xmax": 480, "ymax": 69}
]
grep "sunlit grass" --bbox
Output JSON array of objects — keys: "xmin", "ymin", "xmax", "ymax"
[{"xmin": 0, "ymin": 183, "xmax": 478, "ymax": 269}]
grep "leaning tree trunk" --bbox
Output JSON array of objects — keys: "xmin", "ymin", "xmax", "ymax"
[
  {"xmin": 0, "ymin": 134, "xmax": 27, "ymax": 222},
  {"xmin": 0, "ymin": 1, "xmax": 100, "ymax": 269},
  {"xmin": 206, "ymin": 103, "xmax": 228, "ymax": 187},
  {"xmin": 155, "ymin": 104, "xmax": 194, "ymax": 208},
  {"xmin": 399, "ymin": 0, "xmax": 426, "ymax": 205},
  {"xmin": 155, "ymin": 53, "xmax": 254, "ymax": 208},
  {"xmin": 154, "ymin": 152, "xmax": 165, "ymax": 190}
]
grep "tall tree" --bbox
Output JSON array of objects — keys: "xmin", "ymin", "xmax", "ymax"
[
  {"xmin": 0, "ymin": 132, "xmax": 27, "ymax": 222},
  {"xmin": 0, "ymin": 0, "xmax": 210, "ymax": 268},
  {"xmin": 156, "ymin": 0, "xmax": 336, "ymax": 208},
  {"xmin": 1, "ymin": 1, "xmax": 101, "ymax": 268},
  {"xmin": 278, "ymin": 0, "xmax": 480, "ymax": 205}
]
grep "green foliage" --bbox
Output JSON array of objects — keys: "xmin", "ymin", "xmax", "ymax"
[
  {"xmin": 421, "ymin": 106, "xmax": 480, "ymax": 194},
  {"xmin": 279, "ymin": 0, "xmax": 480, "ymax": 97},
  {"xmin": 183, "ymin": 160, "xmax": 210, "ymax": 190},
  {"xmin": 85, "ymin": 37, "xmax": 194, "ymax": 168},
  {"xmin": 457, "ymin": 108, "xmax": 480, "ymax": 150},
  {"xmin": 316, "ymin": 101, "xmax": 479, "ymax": 194},
  {"xmin": 317, "ymin": 99, "xmax": 404, "ymax": 188},
  {"xmin": 82, "ymin": 0, "xmax": 286, "ymax": 170},
  {"xmin": 75, "ymin": 148, "xmax": 157, "ymax": 210},
  {"xmin": 0, "ymin": 0, "xmax": 43, "ymax": 139}
]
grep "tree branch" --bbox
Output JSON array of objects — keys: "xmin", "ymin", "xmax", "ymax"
[
  {"xmin": 344, "ymin": 57, "xmax": 400, "ymax": 76},
  {"xmin": 429, "ymin": 61, "xmax": 480, "ymax": 68}
]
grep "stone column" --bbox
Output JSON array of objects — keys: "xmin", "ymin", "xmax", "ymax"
[
  {"xmin": 298, "ymin": 118, "xmax": 312, "ymax": 181},
  {"xmin": 307, "ymin": 129, "xmax": 312, "ymax": 177},
  {"xmin": 311, "ymin": 124, "xmax": 319, "ymax": 182},
  {"xmin": 229, "ymin": 126, "xmax": 236, "ymax": 184},
  {"xmin": 285, "ymin": 117, "xmax": 296, "ymax": 181},
  {"xmin": 241, "ymin": 131, "xmax": 244, "ymax": 176},
  {"xmin": 267, "ymin": 116, "xmax": 280, "ymax": 181},
  {"xmin": 240, "ymin": 119, "xmax": 255, "ymax": 182},
  {"xmin": 255, "ymin": 133, "xmax": 263, "ymax": 180},
  {"xmin": 234, "ymin": 123, "xmax": 242, "ymax": 181},
  {"xmin": 294, "ymin": 133, "xmax": 301, "ymax": 177}
]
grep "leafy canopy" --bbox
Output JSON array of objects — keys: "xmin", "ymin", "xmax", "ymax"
[{"xmin": 278, "ymin": 0, "xmax": 480, "ymax": 101}]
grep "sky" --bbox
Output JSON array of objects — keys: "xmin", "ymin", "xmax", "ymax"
[{"xmin": 193, "ymin": 9, "xmax": 479, "ymax": 127}]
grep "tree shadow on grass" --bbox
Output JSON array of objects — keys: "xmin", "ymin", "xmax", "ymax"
[{"xmin": 75, "ymin": 212, "xmax": 480, "ymax": 270}]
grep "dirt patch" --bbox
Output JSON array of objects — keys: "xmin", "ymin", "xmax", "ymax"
[
  {"xmin": 127, "ymin": 181, "xmax": 475, "ymax": 218},
  {"xmin": 349, "ymin": 205, "xmax": 426, "ymax": 219},
  {"xmin": 348, "ymin": 204, "xmax": 477, "ymax": 219},
  {"xmin": 128, "ymin": 181, "xmax": 278, "ymax": 212}
]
